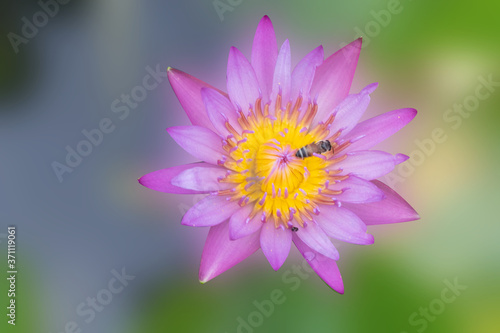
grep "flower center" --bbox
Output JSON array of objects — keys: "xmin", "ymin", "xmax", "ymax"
[{"xmin": 217, "ymin": 94, "xmax": 349, "ymax": 228}]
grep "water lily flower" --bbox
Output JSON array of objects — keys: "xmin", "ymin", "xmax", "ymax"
[{"xmin": 139, "ymin": 15, "xmax": 419, "ymax": 293}]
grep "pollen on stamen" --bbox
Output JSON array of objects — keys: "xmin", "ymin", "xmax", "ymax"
[
  {"xmin": 244, "ymin": 182, "xmax": 255, "ymax": 191},
  {"xmin": 270, "ymin": 138, "xmax": 281, "ymax": 145},
  {"xmin": 258, "ymin": 192, "xmax": 267, "ymax": 205},
  {"xmin": 246, "ymin": 176, "xmax": 265, "ymax": 181},
  {"xmin": 261, "ymin": 212, "xmax": 267, "ymax": 222},
  {"xmin": 313, "ymin": 153, "xmax": 327, "ymax": 160},
  {"xmin": 238, "ymin": 196, "xmax": 247, "ymax": 206},
  {"xmin": 264, "ymin": 142, "xmax": 281, "ymax": 150},
  {"xmin": 304, "ymin": 166, "xmax": 310, "ymax": 179}
]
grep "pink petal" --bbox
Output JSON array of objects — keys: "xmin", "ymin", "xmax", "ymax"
[
  {"xmin": 310, "ymin": 38, "xmax": 362, "ymax": 125},
  {"xmin": 229, "ymin": 205, "xmax": 263, "ymax": 240},
  {"xmin": 315, "ymin": 205, "xmax": 374, "ymax": 245},
  {"xmin": 290, "ymin": 45, "xmax": 324, "ymax": 102},
  {"xmin": 199, "ymin": 221, "xmax": 260, "ymax": 283},
  {"xmin": 294, "ymin": 220, "xmax": 339, "ymax": 260},
  {"xmin": 171, "ymin": 165, "xmax": 233, "ymax": 192},
  {"xmin": 201, "ymin": 87, "xmax": 241, "ymax": 138},
  {"xmin": 181, "ymin": 195, "xmax": 240, "ymax": 227},
  {"xmin": 227, "ymin": 47, "xmax": 261, "ymax": 111},
  {"xmin": 329, "ymin": 176, "xmax": 385, "ymax": 203},
  {"xmin": 327, "ymin": 82, "xmax": 378, "ymax": 135},
  {"xmin": 335, "ymin": 150, "xmax": 404, "ymax": 180},
  {"xmin": 270, "ymin": 39, "xmax": 292, "ymax": 107},
  {"xmin": 293, "ymin": 235, "xmax": 344, "ymax": 293},
  {"xmin": 167, "ymin": 68, "xmax": 226, "ymax": 132},
  {"xmin": 343, "ymin": 180, "xmax": 420, "ymax": 225},
  {"xmin": 251, "ymin": 15, "xmax": 278, "ymax": 104},
  {"xmin": 166, "ymin": 126, "xmax": 226, "ymax": 165},
  {"xmin": 138, "ymin": 163, "xmax": 214, "ymax": 194},
  {"xmin": 342, "ymin": 108, "xmax": 418, "ymax": 152},
  {"xmin": 260, "ymin": 222, "xmax": 292, "ymax": 271}
]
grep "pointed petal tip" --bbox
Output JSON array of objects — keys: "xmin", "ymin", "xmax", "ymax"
[
  {"xmin": 328, "ymin": 277, "xmax": 345, "ymax": 294},
  {"xmin": 257, "ymin": 15, "xmax": 274, "ymax": 30},
  {"xmin": 165, "ymin": 127, "xmax": 176, "ymax": 136},
  {"xmin": 408, "ymin": 107, "xmax": 418, "ymax": 117},
  {"xmin": 346, "ymin": 37, "xmax": 362, "ymax": 50},
  {"xmin": 365, "ymin": 233, "xmax": 375, "ymax": 245},
  {"xmin": 399, "ymin": 209, "xmax": 420, "ymax": 223},
  {"xmin": 166, "ymin": 67, "xmax": 181, "ymax": 78},
  {"xmin": 395, "ymin": 153, "xmax": 410, "ymax": 164},
  {"xmin": 365, "ymin": 82, "xmax": 379, "ymax": 94},
  {"xmin": 180, "ymin": 217, "xmax": 192, "ymax": 226},
  {"xmin": 199, "ymin": 271, "xmax": 212, "ymax": 284},
  {"xmin": 270, "ymin": 263, "xmax": 282, "ymax": 272},
  {"xmin": 399, "ymin": 108, "xmax": 418, "ymax": 124}
]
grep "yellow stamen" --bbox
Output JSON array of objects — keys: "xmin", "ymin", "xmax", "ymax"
[{"xmin": 217, "ymin": 94, "xmax": 347, "ymax": 228}]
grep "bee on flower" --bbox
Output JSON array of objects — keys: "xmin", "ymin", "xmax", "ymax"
[
  {"xmin": 295, "ymin": 140, "xmax": 332, "ymax": 159},
  {"xmin": 139, "ymin": 16, "xmax": 419, "ymax": 293}
]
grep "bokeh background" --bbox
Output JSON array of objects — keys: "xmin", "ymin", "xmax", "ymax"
[{"xmin": 1, "ymin": 0, "xmax": 499, "ymax": 332}]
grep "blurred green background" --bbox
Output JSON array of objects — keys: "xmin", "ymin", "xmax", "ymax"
[{"xmin": 1, "ymin": 0, "xmax": 499, "ymax": 332}]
